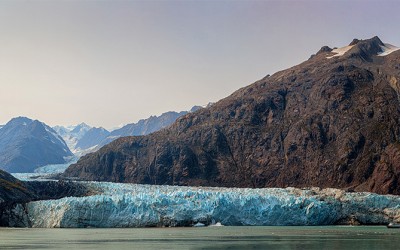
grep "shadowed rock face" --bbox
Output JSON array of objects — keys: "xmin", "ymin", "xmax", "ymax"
[
  {"xmin": 0, "ymin": 169, "xmax": 90, "ymax": 226},
  {"xmin": 64, "ymin": 37, "xmax": 400, "ymax": 194},
  {"xmin": 0, "ymin": 170, "xmax": 33, "ymax": 206}
]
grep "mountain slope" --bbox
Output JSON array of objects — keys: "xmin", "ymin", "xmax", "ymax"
[
  {"xmin": 0, "ymin": 117, "xmax": 73, "ymax": 173},
  {"xmin": 64, "ymin": 36, "xmax": 400, "ymax": 194},
  {"xmin": 53, "ymin": 123, "xmax": 93, "ymax": 156},
  {"xmin": 75, "ymin": 127, "xmax": 110, "ymax": 151},
  {"xmin": 70, "ymin": 123, "xmax": 91, "ymax": 139}
]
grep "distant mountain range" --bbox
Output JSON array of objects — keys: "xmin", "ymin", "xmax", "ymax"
[
  {"xmin": 0, "ymin": 117, "xmax": 73, "ymax": 173},
  {"xmin": 53, "ymin": 105, "xmax": 207, "ymax": 156},
  {"xmin": 64, "ymin": 36, "xmax": 400, "ymax": 195},
  {"xmin": 53, "ymin": 123, "xmax": 92, "ymax": 154},
  {"xmin": 0, "ymin": 106, "xmax": 208, "ymax": 173},
  {"xmin": 96, "ymin": 106, "xmax": 204, "ymax": 149}
]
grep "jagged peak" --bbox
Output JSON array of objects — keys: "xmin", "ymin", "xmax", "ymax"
[
  {"xmin": 349, "ymin": 38, "xmax": 361, "ymax": 46},
  {"xmin": 317, "ymin": 46, "xmax": 333, "ymax": 55},
  {"xmin": 325, "ymin": 36, "xmax": 399, "ymax": 60}
]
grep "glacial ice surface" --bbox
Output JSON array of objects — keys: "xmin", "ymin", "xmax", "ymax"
[
  {"xmin": 25, "ymin": 182, "xmax": 400, "ymax": 228},
  {"xmin": 12, "ymin": 157, "xmax": 77, "ymax": 181}
]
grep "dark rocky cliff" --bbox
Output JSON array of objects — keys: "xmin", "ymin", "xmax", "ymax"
[
  {"xmin": 0, "ymin": 169, "xmax": 89, "ymax": 226},
  {"xmin": 64, "ymin": 37, "xmax": 400, "ymax": 194}
]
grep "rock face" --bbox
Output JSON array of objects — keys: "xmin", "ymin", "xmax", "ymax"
[
  {"xmin": 0, "ymin": 170, "xmax": 33, "ymax": 206},
  {"xmin": 0, "ymin": 117, "xmax": 73, "ymax": 173},
  {"xmin": 64, "ymin": 36, "xmax": 400, "ymax": 194}
]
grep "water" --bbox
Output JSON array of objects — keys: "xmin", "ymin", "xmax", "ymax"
[{"xmin": 0, "ymin": 226, "xmax": 399, "ymax": 249}]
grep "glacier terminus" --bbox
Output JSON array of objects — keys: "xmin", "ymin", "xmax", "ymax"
[{"xmin": 8, "ymin": 180, "xmax": 400, "ymax": 228}]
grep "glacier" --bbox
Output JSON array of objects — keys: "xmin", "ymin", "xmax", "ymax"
[{"xmin": 16, "ymin": 181, "xmax": 400, "ymax": 228}]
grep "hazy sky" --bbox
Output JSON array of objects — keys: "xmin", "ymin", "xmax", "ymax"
[{"xmin": 1, "ymin": 0, "xmax": 399, "ymax": 129}]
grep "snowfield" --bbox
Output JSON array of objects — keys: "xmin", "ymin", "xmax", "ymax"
[
  {"xmin": 20, "ymin": 181, "xmax": 400, "ymax": 228},
  {"xmin": 326, "ymin": 45, "xmax": 354, "ymax": 59}
]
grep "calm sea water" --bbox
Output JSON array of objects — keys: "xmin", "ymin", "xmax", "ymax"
[{"xmin": 0, "ymin": 226, "xmax": 399, "ymax": 249}]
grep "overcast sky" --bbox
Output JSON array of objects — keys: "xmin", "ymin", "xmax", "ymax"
[{"xmin": 1, "ymin": 0, "xmax": 399, "ymax": 129}]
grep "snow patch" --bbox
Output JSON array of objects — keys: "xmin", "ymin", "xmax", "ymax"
[
  {"xmin": 73, "ymin": 144, "xmax": 99, "ymax": 157},
  {"xmin": 43, "ymin": 124, "xmax": 67, "ymax": 147},
  {"xmin": 326, "ymin": 45, "xmax": 354, "ymax": 59},
  {"xmin": 378, "ymin": 43, "xmax": 400, "ymax": 56}
]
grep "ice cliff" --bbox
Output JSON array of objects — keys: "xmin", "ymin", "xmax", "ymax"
[{"xmin": 15, "ymin": 182, "xmax": 400, "ymax": 228}]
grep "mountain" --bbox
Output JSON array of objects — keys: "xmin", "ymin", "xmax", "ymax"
[
  {"xmin": 64, "ymin": 36, "xmax": 400, "ymax": 194},
  {"xmin": 52, "ymin": 125, "xmax": 69, "ymax": 137},
  {"xmin": 0, "ymin": 117, "xmax": 73, "ymax": 173},
  {"xmin": 75, "ymin": 127, "xmax": 110, "ymax": 151},
  {"xmin": 53, "ymin": 123, "xmax": 92, "ymax": 155},
  {"xmin": 70, "ymin": 122, "xmax": 91, "ymax": 139}
]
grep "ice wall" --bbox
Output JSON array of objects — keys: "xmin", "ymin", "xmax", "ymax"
[{"xmin": 24, "ymin": 182, "xmax": 400, "ymax": 228}]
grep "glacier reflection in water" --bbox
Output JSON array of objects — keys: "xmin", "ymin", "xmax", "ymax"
[{"xmin": 24, "ymin": 181, "xmax": 400, "ymax": 228}]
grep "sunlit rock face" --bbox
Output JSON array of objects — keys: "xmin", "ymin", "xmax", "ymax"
[{"xmin": 23, "ymin": 182, "xmax": 400, "ymax": 228}]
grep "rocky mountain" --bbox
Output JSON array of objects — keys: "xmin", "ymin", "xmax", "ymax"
[
  {"xmin": 0, "ymin": 117, "xmax": 73, "ymax": 173},
  {"xmin": 64, "ymin": 36, "xmax": 400, "ymax": 195}
]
